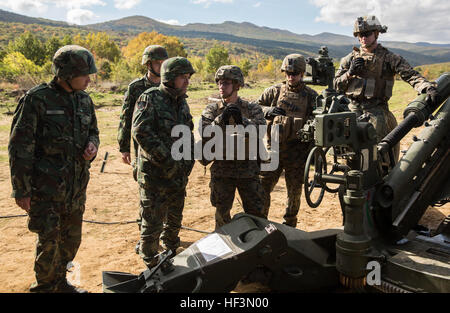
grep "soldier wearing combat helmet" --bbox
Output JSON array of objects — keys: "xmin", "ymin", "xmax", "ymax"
[
  {"xmin": 132, "ymin": 57, "xmax": 195, "ymax": 269},
  {"xmin": 117, "ymin": 45, "xmax": 168, "ymax": 254},
  {"xmin": 199, "ymin": 65, "xmax": 266, "ymax": 229},
  {"xmin": 9, "ymin": 45, "xmax": 100, "ymax": 293},
  {"xmin": 334, "ymin": 15, "xmax": 438, "ymax": 161},
  {"xmin": 258, "ymin": 54, "xmax": 318, "ymax": 227}
]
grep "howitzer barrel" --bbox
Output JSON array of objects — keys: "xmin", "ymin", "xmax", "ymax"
[
  {"xmin": 379, "ymin": 73, "xmax": 450, "ymax": 153},
  {"xmin": 376, "ymin": 96, "xmax": 450, "ymax": 236}
]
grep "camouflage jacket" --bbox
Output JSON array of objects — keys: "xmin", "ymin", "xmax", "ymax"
[
  {"xmin": 8, "ymin": 78, "xmax": 100, "ymax": 204},
  {"xmin": 334, "ymin": 44, "xmax": 434, "ymax": 108},
  {"xmin": 199, "ymin": 96, "xmax": 266, "ymax": 178},
  {"xmin": 132, "ymin": 84, "xmax": 195, "ymax": 191},
  {"xmin": 258, "ymin": 81, "xmax": 317, "ymax": 119},
  {"xmin": 117, "ymin": 75, "xmax": 159, "ymax": 154},
  {"xmin": 258, "ymin": 82, "xmax": 317, "ymax": 163}
]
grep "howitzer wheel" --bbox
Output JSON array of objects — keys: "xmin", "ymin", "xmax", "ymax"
[{"xmin": 304, "ymin": 146, "xmax": 327, "ymax": 208}]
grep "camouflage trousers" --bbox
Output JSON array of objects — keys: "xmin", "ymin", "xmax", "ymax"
[
  {"xmin": 27, "ymin": 199, "xmax": 84, "ymax": 292},
  {"xmin": 138, "ymin": 187, "xmax": 185, "ymax": 269},
  {"xmin": 350, "ymin": 103, "xmax": 399, "ymax": 161},
  {"xmin": 210, "ymin": 175, "xmax": 264, "ymax": 229},
  {"xmin": 260, "ymin": 160, "xmax": 305, "ymax": 227}
]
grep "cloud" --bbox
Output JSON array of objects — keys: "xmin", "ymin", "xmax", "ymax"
[
  {"xmin": 156, "ymin": 19, "xmax": 182, "ymax": 26},
  {"xmin": 192, "ymin": 0, "xmax": 233, "ymax": 8},
  {"xmin": 67, "ymin": 8, "xmax": 96, "ymax": 24},
  {"xmin": 253, "ymin": 2, "xmax": 261, "ymax": 8},
  {"xmin": 114, "ymin": 0, "xmax": 141, "ymax": 10},
  {"xmin": 0, "ymin": 0, "xmax": 107, "ymax": 24},
  {"xmin": 0, "ymin": 0, "xmax": 48, "ymax": 13},
  {"xmin": 310, "ymin": 0, "xmax": 450, "ymax": 43}
]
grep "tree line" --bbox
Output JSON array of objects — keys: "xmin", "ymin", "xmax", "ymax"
[{"xmin": 0, "ymin": 30, "xmax": 286, "ymax": 88}]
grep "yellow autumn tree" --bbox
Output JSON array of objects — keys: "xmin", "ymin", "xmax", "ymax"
[
  {"xmin": 122, "ymin": 31, "xmax": 187, "ymax": 74},
  {"xmin": 73, "ymin": 32, "xmax": 121, "ymax": 62}
]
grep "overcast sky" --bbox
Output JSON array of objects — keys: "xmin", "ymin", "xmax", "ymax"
[{"xmin": 0, "ymin": 0, "xmax": 448, "ymax": 44}]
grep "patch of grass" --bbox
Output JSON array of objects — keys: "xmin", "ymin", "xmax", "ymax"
[{"xmin": 88, "ymin": 91, "xmax": 123, "ymax": 107}]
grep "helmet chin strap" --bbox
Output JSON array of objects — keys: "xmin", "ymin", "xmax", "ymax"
[
  {"xmin": 149, "ymin": 62, "xmax": 160, "ymax": 78},
  {"xmin": 65, "ymin": 78, "xmax": 75, "ymax": 92}
]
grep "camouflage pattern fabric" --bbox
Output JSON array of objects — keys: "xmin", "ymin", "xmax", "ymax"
[
  {"xmin": 138, "ymin": 187, "xmax": 185, "ymax": 268},
  {"xmin": 210, "ymin": 176, "xmax": 265, "ymax": 228},
  {"xmin": 8, "ymin": 78, "xmax": 99, "ymax": 292},
  {"xmin": 258, "ymin": 82, "xmax": 317, "ymax": 227},
  {"xmin": 199, "ymin": 97, "xmax": 266, "ymax": 229},
  {"xmin": 141, "ymin": 45, "xmax": 169, "ymax": 65},
  {"xmin": 353, "ymin": 15, "xmax": 387, "ymax": 36},
  {"xmin": 334, "ymin": 44, "xmax": 435, "ymax": 161},
  {"xmin": 280, "ymin": 54, "xmax": 306, "ymax": 74},
  {"xmin": 117, "ymin": 75, "xmax": 160, "ymax": 235},
  {"xmin": 215, "ymin": 65, "xmax": 245, "ymax": 87},
  {"xmin": 132, "ymin": 83, "xmax": 194, "ymax": 268},
  {"xmin": 117, "ymin": 76, "xmax": 160, "ymax": 165},
  {"xmin": 52, "ymin": 45, "xmax": 97, "ymax": 80}
]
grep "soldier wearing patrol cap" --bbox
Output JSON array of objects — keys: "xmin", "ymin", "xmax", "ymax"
[
  {"xmin": 199, "ymin": 65, "xmax": 266, "ymax": 229},
  {"xmin": 132, "ymin": 57, "xmax": 196, "ymax": 269},
  {"xmin": 9, "ymin": 45, "xmax": 100, "ymax": 293},
  {"xmin": 334, "ymin": 15, "xmax": 438, "ymax": 161},
  {"xmin": 257, "ymin": 54, "xmax": 318, "ymax": 227},
  {"xmin": 117, "ymin": 45, "xmax": 168, "ymax": 254}
]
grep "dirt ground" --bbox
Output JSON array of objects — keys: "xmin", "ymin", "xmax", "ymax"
[{"xmin": 0, "ymin": 113, "xmax": 448, "ymax": 293}]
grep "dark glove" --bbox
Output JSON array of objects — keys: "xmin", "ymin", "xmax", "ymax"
[
  {"xmin": 348, "ymin": 57, "xmax": 365, "ymax": 76},
  {"xmin": 228, "ymin": 105, "xmax": 243, "ymax": 124},
  {"xmin": 424, "ymin": 86, "xmax": 439, "ymax": 108},
  {"xmin": 266, "ymin": 106, "xmax": 286, "ymax": 119},
  {"xmin": 222, "ymin": 105, "xmax": 242, "ymax": 124}
]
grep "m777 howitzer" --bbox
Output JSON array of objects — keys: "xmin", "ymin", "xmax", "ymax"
[{"xmin": 101, "ymin": 66, "xmax": 449, "ymax": 293}]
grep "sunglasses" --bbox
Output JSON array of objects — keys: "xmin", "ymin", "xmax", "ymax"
[
  {"xmin": 285, "ymin": 72, "xmax": 301, "ymax": 77},
  {"xmin": 358, "ymin": 31, "xmax": 374, "ymax": 38}
]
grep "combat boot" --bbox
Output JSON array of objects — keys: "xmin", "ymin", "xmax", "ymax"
[
  {"xmin": 55, "ymin": 279, "xmax": 88, "ymax": 293},
  {"xmin": 283, "ymin": 217, "xmax": 298, "ymax": 228},
  {"xmin": 29, "ymin": 282, "xmax": 55, "ymax": 293}
]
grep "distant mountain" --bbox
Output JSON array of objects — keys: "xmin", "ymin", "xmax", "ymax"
[
  {"xmin": 87, "ymin": 16, "xmax": 450, "ymax": 66},
  {"xmin": 1, "ymin": 9, "xmax": 449, "ymax": 67},
  {"xmin": 0, "ymin": 8, "xmax": 68, "ymax": 27}
]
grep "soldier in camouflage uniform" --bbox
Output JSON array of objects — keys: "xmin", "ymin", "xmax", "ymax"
[
  {"xmin": 8, "ymin": 45, "xmax": 99, "ymax": 293},
  {"xmin": 132, "ymin": 57, "xmax": 195, "ymax": 269},
  {"xmin": 334, "ymin": 15, "xmax": 438, "ymax": 161},
  {"xmin": 199, "ymin": 65, "xmax": 266, "ymax": 229},
  {"xmin": 118, "ymin": 45, "xmax": 168, "ymax": 168},
  {"xmin": 258, "ymin": 54, "xmax": 318, "ymax": 227},
  {"xmin": 117, "ymin": 45, "xmax": 168, "ymax": 254}
]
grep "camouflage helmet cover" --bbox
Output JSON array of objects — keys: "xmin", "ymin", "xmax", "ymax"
[
  {"xmin": 141, "ymin": 45, "xmax": 169, "ymax": 65},
  {"xmin": 52, "ymin": 45, "xmax": 97, "ymax": 80},
  {"xmin": 353, "ymin": 15, "xmax": 388, "ymax": 37},
  {"xmin": 161, "ymin": 57, "xmax": 196, "ymax": 83},
  {"xmin": 281, "ymin": 54, "xmax": 306, "ymax": 73},
  {"xmin": 215, "ymin": 65, "xmax": 244, "ymax": 87}
]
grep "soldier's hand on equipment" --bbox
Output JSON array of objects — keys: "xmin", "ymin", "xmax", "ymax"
[
  {"xmin": 222, "ymin": 105, "xmax": 240, "ymax": 124},
  {"xmin": 121, "ymin": 152, "xmax": 131, "ymax": 165},
  {"xmin": 16, "ymin": 197, "xmax": 31, "ymax": 213},
  {"xmin": 424, "ymin": 86, "xmax": 439, "ymax": 107},
  {"xmin": 83, "ymin": 142, "xmax": 98, "ymax": 161},
  {"xmin": 267, "ymin": 106, "xmax": 286, "ymax": 119},
  {"xmin": 228, "ymin": 105, "xmax": 243, "ymax": 124},
  {"xmin": 348, "ymin": 57, "xmax": 365, "ymax": 76}
]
